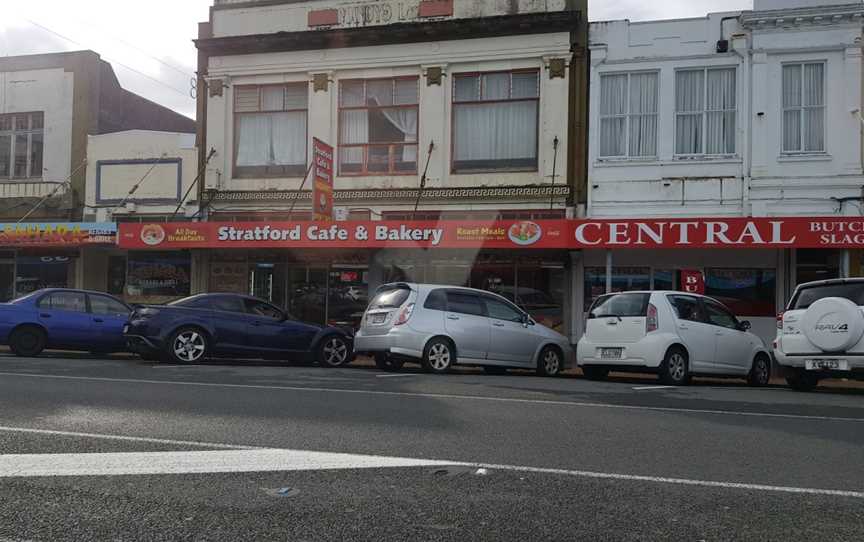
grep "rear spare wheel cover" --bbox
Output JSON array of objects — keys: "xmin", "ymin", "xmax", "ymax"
[{"xmin": 800, "ymin": 297, "xmax": 864, "ymax": 352}]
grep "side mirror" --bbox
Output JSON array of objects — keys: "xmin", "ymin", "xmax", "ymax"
[
  {"xmin": 522, "ymin": 314, "xmax": 534, "ymax": 327},
  {"xmin": 738, "ymin": 320, "xmax": 751, "ymax": 331}
]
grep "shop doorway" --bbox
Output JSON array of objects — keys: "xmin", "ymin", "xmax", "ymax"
[
  {"xmin": 288, "ymin": 267, "xmax": 328, "ymax": 325},
  {"xmin": 0, "ymin": 251, "xmax": 14, "ymax": 302}
]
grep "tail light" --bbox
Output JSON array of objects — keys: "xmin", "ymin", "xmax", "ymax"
[
  {"xmin": 776, "ymin": 312, "xmax": 784, "ymax": 330},
  {"xmin": 394, "ymin": 303, "xmax": 415, "ymax": 326},
  {"xmin": 646, "ymin": 303, "xmax": 658, "ymax": 333}
]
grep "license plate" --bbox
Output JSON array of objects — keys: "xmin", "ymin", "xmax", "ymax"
[
  {"xmin": 805, "ymin": 359, "xmax": 848, "ymax": 371},
  {"xmin": 600, "ymin": 348, "xmax": 623, "ymax": 359},
  {"xmin": 371, "ymin": 314, "xmax": 386, "ymax": 324},
  {"xmin": 123, "ymin": 324, "xmax": 129, "ymax": 334}
]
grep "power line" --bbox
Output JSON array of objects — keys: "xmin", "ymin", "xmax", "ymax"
[{"xmin": 23, "ymin": 18, "xmax": 192, "ymax": 99}]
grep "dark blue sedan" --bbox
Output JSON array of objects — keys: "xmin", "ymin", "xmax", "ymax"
[
  {"xmin": 0, "ymin": 289, "xmax": 131, "ymax": 357},
  {"xmin": 124, "ymin": 293, "xmax": 353, "ymax": 367}
]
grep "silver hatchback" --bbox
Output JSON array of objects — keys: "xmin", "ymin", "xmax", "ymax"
[{"xmin": 354, "ymin": 283, "xmax": 573, "ymax": 375}]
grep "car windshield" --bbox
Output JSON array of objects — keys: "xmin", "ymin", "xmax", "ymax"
[
  {"xmin": 588, "ymin": 293, "xmax": 650, "ymax": 318},
  {"xmin": 790, "ymin": 283, "xmax": 864, "ymax": 310},
  {"xmin": 9, "ymin": 291, "xmax": 41, "ymax": 304},
  {"xmin": 368, "ymin": 286, "xmax": 411, "ymax": 309}
]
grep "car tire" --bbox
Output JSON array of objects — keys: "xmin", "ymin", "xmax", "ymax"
[
  {"xmin": 659, "ymin": 347, "xmax": 690, "ymax": 385},
  {"xmin": 318, "ymin": 335, "xmax": 351, "ymax": 368},
  {"xmin": 483, "ymin": 366, "xmax": 508, "ymax": 375},
  {"xmin": 747, "ymin": 354, "xmax": 772, "ymax": 387},
  {"xmin": 9, "ymin": 326, "xmax": 46, "ymax": 357},
  {"xmin": 537, "ymin": 346, "xmax": 563, "ymax": 377},
  {"xmin": 374, "ymin": 353, "xmax": 404, "ymax": 372},
  {"xmin": 422, "ymin": 338, "xmax": 454, "ymax": 374},
  {"xmin": 582, "ymin": 366, "xmax": 609, "ymax": 381},
  {"xmin": 786, "ymin": 369, "xmax": 819, "ymax": 392},
  {"xmin": 167, "ymin": 327, "xmax": 208, "ymax": 364}
]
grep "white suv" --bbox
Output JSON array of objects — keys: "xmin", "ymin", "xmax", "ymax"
[
  {"xmin": 577, "ymin": 291, "xmax": 771, "ymax": 386},
  {"xmin": 775, "ymin": 278, "xmax": 864, "ymax": 391}
]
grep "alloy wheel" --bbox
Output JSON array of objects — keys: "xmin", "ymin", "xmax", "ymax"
[
  {"xmin": 543, "ymin": 349, "xmax": 561, "ymax": 375},
  {"xmin": 754, "ymin": 358, "xmax": 770, "ymax": 385},
  {"xmin": 173, "ymin": 331, "xmax": 205, "ymax": 362},
  {"xmin": 428, "ymin": 343, "xmax": 451, "ymax": 371},
  {"xmin": 669, "ymin": 353, "xmax": 686, "ymax": 382},
  {"xmin": 323, "ymin": 337, "xmax": 348, "ymax": 366}
]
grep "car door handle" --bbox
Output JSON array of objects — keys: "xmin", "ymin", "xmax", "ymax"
[
  {"xmin": 93, "ymin": 318, "xmax": 104, "ymax": 323},
  {"xmin": 492, "ymin": 322, "xmax": 505, "ymax": 327},
  {"xmin": 678, "ymin": 324, "xmax": 688, "ymax": 330},
  {"xmin": 715, "ymin": 331, "xmax": 724, "ymax": 336},
  {"xmin": 39, "ymin": 313, "xmax": 51, "ymax": 318},
  {"xmin": 447, "ymin": 315, "xmax": 460, "ymax": 321}
]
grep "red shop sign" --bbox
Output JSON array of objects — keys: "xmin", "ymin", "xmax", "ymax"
[
  {"xmin": 680, "ymin": 269, "xmax": 705, "ymax": 295},
  {"xmin": 571, "ymin": 217, "xmax": 864, "ymax": 249},
  {"xmin": 118, "ymin": 220, "xmax": 569, "ymax": 250},
  {"xmin": 312, "ymin": 138, "xmax": 334, "ymax": 221}
]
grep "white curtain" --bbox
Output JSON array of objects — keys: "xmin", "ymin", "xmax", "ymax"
[
  {"xmin": 782, "ymin": 64, "xmax": 802, "ymax": 152},
  {"xmin": 803, "ymin": 63, "xmax": 824, "ymax": 152},
  {"xmin": 339, "ymin": 110, "xmax": 367, "ymax": 168},
  {"xmin": 706, "ymin": 68, "xmax": 736, "ymax": 155},
  {"xmin": 599, "ymin": 74, "xmax": 627, "ymax": 157},
  {"xmin": 454, "ymin": 101, "xmax": 537, "ymax": 162},
  {"xmin": 367, "ymin": 82, "xmax": 418, "ymax": 163},
  {"xmin": 675, "ymin": 70, "xmax": 704, "ymax": 155},
  {"xmin": 628, "ymin": 73, "xmax": 658, "ymax": 157},
  {"xmin": 236, "ymin": 112, "xmax": 305, "ymax": 167}
]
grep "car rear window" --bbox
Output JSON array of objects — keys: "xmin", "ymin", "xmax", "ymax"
[
  {"xmin": 369, "ymin": 286, "xmax": 411, "ymax": 309},
  {"xmin": 790, "ymin": 283, "xmax": 864, "ymax": 310},
  {"xmin": 588, "ymin": 293, "xmax": 650, "ymax": 319}
]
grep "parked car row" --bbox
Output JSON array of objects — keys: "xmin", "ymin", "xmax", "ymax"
[{"xmin": 0, "ymin": 280, "xmax": 861, "ymax": 392}]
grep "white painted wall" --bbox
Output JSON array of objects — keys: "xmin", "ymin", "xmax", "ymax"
[
  {"xmin": 204, "ymin": 32, "xmax": 572, "ymax": 206},
  {"xmin": 0, "ymin": 67, "xmax": 74, "ymax": 198},
  {"xmin": 85, "ymin": 130, "xmax": 198, "ymax": 221}
]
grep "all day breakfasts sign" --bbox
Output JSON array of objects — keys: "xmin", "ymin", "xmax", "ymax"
[{"xmin": 118, "ymin": 217, "xmax": 864, "ymax": 250}]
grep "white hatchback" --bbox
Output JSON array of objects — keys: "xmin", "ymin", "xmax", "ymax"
[
  {"xmin": 775, "ymin": 278, "xmax": 864, "ymax": 391},
  {"xmin": 577, "ymin": 291, "xmax": 771, "ymax": 386}
]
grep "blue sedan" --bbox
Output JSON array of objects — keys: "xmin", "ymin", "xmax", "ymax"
[
  {"xmin": 0, "ymin": 289, "xmax": 131, "ymax": 357},
  {"xmin": 124, "ymin": 293, "xmax": 354, "ymax": 366}
]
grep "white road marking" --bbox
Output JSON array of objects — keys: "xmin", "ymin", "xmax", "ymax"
[
  {"xmin": 376, "ymin": 373, "xmax": 416, "ymax": 378},
  {"xmin": 0, "ymin": 444, "xmax": 860, "ymax": 499},
  {"xmin": 0, "ymin": 371, "xmax": 862, "ymax": 423},
  {"xmin": 0, "ymin": 449, "xmax": 454, "ymax": 478},
  {"xmin": 0, "ymin": 425, "xmax": 260, "ymax": 450},
  {"xmin": 632, "ymin": 385, "xmax": 674, "ymax": 391}
]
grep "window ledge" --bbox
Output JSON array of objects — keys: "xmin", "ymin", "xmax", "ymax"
[
  {"xmin": 777, "ymin": 153, "xmax": 832, "ymax": 163},
  {"xmin": 672, "ymin": 155, "xmax": 740, "ymax": 163},
  {"xmin": 594, "ymin": 157, "xmax": 741, "ymax": 168}
]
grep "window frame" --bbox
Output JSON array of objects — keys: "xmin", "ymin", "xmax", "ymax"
[
  {"xmin": 483, "ymin": 295, "xmax": 525, "ymax": 323},
  {"xmin": 0, "ymin": 111, "xmax": 44, "ymax": 180},
  {"xmin": 451, "ymin": 68, "xmax": 540, "ymax": 174},
  {"xmin": 445, "ymin": 290, "xmax": 487, "ymax": 317},
  {"xmin": 781, "ymin": 61, "xmax": 826, "ymax": 154},
  {"xmin": 598, "ymin": 71, "xmax": 660, "ymax": 160},
  {"xmin": 337, "ymin": 76, "xmax": 420, "ymax": 177},
  {"xmin": 666, "ymin": 294, "xmax": 706, "ymax": 323},
  {"xmin": 674, "ymin": 66, "xmax": 737, "ymax": 158},
  {"xmin": 701, "ymin": 297, "xmax": 740, "ymax": 330},
  {"xmin": 232, "ymin": 83, "xmax": 309, "ymax": 179}
]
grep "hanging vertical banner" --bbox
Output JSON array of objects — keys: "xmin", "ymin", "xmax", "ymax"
[
  {"xmin": 312, "ymin": 138, "xmax": 334, "ymax": 221},
  {"xmin": 680, "ymin": 269, "xmax": 705, "ymax": 295}
]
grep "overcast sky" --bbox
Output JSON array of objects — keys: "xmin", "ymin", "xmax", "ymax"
[{"xmin": 0, "ymin": 1, "xmax": 753, "ymax": 119}]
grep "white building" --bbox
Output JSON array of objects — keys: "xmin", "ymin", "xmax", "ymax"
[{"xmin": 584, "ymin": 0, "xmax": 864, "ymax": 344}]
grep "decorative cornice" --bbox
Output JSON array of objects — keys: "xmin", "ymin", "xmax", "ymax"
[
  {"xmin": 212, "ymin": 185, "xmax": 570, "ymax": 203},
  {"xmin": 741, "ymin": 4, "xmax": 864, "ymax": 30}
]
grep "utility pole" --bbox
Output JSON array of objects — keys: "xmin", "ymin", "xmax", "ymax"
[
  {"xmin": 413, "ymin": 141, "xmax": 435, "ymax": 219},
  {"xmin": 549, "ymin": 136, "xmax": 559, "ymax": 210}
]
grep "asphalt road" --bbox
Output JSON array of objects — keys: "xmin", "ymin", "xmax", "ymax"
[{"xmin": 0, "ymin": 353, "xmax": 862, "ymax": 541}]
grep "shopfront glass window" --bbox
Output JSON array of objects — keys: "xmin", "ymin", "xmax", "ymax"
[
  {"xmin": 125, "ymin": 252, "xmax": 191, "ymax": 304},
  {"xmin": 210, "ymin": 257, "xmax": 249, "ymax": 294},
  {"xmin": 328, "ymin": 268, "xmax": 368, "ymax": 329},
  {"xmin": 16, "ymin": 255, "xmax": 72, "ymax": 296},
  {"xmin": 584, "ymin": 267, "xmax": 607, "ymax": 311},
  {"xmin": 653, "ymin": 269, "xmax": 676, "ymax": 290},
  {"xmin": 517, "ymin": 264, "xmax": 565, "ymax": 332},
  {"xmin": 107, "ymin": 256, "xmax": 127, "ymax": 296},
  {"xmin": 796, "ymin": 249, "xmax": 839, "ymax": 285},
  {"xmin": 704, "ymin": 268, "xmax": 776, "ymax": 316},
  {"xmin": 288, "ymin": 267, "xmax": 327, "ymax": 325},
  {"xmin": 471, "ymin": 263, "xmax": 515, "ymax": 301},
  {"xmin": 611, "ymin": 267, "xmax": 650, "ymax": 293}
]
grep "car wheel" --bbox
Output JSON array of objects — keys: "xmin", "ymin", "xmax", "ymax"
[
  {"xmin": 786, "ymin": 369, "xmax": 819, "ymax": 392},
  {"xmin": 374, "ymin": 353, "xmax": 404, "ymax": 372},
  {"xmin": 537, "ymin": 346, "xmax": 563, "ymax": 377},
  {"xmin": 9, "ymin": 326, "xmax": 46, "ymax": 357},
  {"xmin": 747, "ymin": 354, "xmax": 771, "ymax": 387},
  {"xmin": 318, "ymin": 335, "xmax": 351, "ymax": 368},
  {"xmin": 483, "ymin": 366, "xmax": 508, "ymax": 375},
  {"xmin": 167, "ymin": 327, "xmax": 208, "ymax": 364},
  {"xmin": 582, "ymin": 366, "xmax": 609, "ymax": 381},
  {"xmin": 659, "ymin": 347, "xmax": 690, "ymax": 385},
  {"xmin": 422, "ymin": 338, "xmax": 454, "ymax": 374}
]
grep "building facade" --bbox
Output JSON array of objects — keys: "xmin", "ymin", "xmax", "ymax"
[
  {"xmin": 0, "ymin": 51, "xmax": 195, "ymax": 301},
  {"xmin": 584, "ymin": 0, "xmax": 864, "ymax": 344},
  {"xmin": 170, "ymin": 0, "xmax": 589, "ymax": 334}
]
